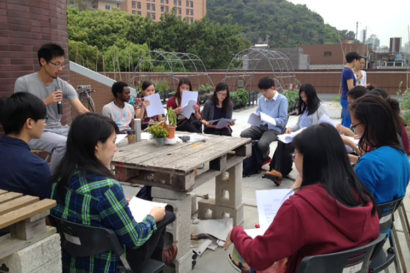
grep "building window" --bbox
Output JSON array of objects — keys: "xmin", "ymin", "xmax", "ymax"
[
  {"xmin": 178, "ymin": 0, "xmax": 181, "ymax": 6},
  {"xmin": 166, "ymin": 6, "xmax": 169, "ymax": 11},
  {"xmin": 324, "ymin": 51, "xmax": 332, "ymax": 57},
  {"xmin": 152, "ymin": 13, "xmax": 156, "ymax": 19},
  {"xmin": 117, "ymin": 2, "xmax": 120, "ymax": 8},
  {"xmin": 166, "ymin": 0, "xmax": 168, "ymax": 4},
  {"xmin": 161, "ymin": 5, "xmax": 164, "ymax": 12},
  {"xmin": 161, "ymin": 0, "xmax": 164, "ymax": 2},
  {"xmin": 186, "ymin": 0, "xmax": 189, "ymax": 6},
  {"xmin": 191, "ymin": 9, "xmax": 193, "ymax": 15},
  {"xmin": 132, "ymin": 10, "xmax": 136, "ymax": 14},
  {"xmin": 137, "ymin": 2, "xmax": 141, "ymax": 8},
  {"xmin": 147, "ymin": 3, "xmax": 151, "ymax": 9},
  {"xmin": 191, "ymin": 1, "xmax": 193, "ymax": 7},
  {"xmin": 105, "ymin": 4, "xmax": 111, "ymax": 10},
  {"xmin": 132, "ymin": 1, "xmax": 136, "ymax": 8},
  {"xmin": 186, "ymin": 9, "xmax": 189, "ymax": 15},
  {"xmin": 190, "ymin": 17, "xmax": 194, "ymax": 23},
  {"xmin": 137, "ymin": 11, "xmax": 141, "ymax": 15},
  {"xmin": 152, "ymin": 3, "xmax": 156, "ymax": 10},
  {"xmin": 178, "ymin": 7, "xmax": 181, "ymax": 14},
  {"xmin": 173, "ymin": 0, "xmax": 177, "ymax": 5}
]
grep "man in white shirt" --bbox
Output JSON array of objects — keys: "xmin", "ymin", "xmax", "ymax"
[{"xmin": 102, "ymin": 81, "xmax": 135, "ymax": 133}]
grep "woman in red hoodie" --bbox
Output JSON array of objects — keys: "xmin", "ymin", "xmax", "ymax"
[{"xmin": 225, "ymin": 123, "xmax": 380, "ymax": 273}]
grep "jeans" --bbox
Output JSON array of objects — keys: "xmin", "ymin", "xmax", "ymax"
[{"xmin": 340, "ymin": 98, "xmax": 351, "ymax": 128}]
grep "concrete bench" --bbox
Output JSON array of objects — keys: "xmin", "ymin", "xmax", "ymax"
[{"xmin": 0, "ymin": 189, "xmax": 61, "ymax": 273}]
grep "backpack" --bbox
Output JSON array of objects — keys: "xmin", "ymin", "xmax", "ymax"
[{"xmin": 243, "ymin": 141, "xmax": 265, "ymax": 177}]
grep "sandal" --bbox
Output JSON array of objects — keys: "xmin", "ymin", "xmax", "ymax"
[{"xmin": 262, "ymin": 170, "xmax": 283, "ymax": 186}]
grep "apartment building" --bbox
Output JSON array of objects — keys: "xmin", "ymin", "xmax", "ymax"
[{"xmin": 96, "ymin": 0, "xmax": 206, "ymax": 23}]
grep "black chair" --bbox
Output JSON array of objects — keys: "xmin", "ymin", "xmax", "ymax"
[
  {"xmin": 295, "ymin": 234, "xmax": 387, "ymax": 273},
  {"xmin": 50, "ymin": 215, "xmax": 165, "ymax": 273},
  {"xmin": 370, "ymin": 197, "xmax": 404, "ymax": 273}
]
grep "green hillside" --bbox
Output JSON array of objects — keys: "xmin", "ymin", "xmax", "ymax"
[{"xmin": 207, "ymin": 0, "xmax": 353, "ymax": 47}]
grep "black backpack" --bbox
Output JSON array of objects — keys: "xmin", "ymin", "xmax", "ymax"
[{"xmin": 243, "ymin": 141, "xmax": 265, "ymax": 177}]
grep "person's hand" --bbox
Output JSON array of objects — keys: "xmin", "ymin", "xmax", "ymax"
[
  {"xmin": 348, "ymin": 154, "xmax": 359, "ymax": 166},
  {"xmin": 150, "ymin": 207, "xmax": 166, "ymax": 223},
  {"xmin": 193, "ymin": 104, "xmax": 200, "ymax": 113},
  {"xmin": 44, "ymin": 90, "xmax": 63, "ymax": 106},
  {"xmin": 142, "ymin": 100, "xmax": 150, "ymax": 108},
  {"xmin": 336, "ymin": 123, "xmax": 344, "ymax": 134},
  {"xmin": 285, "ymin": 128, "xmax": 291, "ymax": 134},
  {"xmin": 224, "ymin": 230, "xmax": 232, "ymax": 250},
  {"xmin": 174, "ymin": 106, "xmax": 183, "ymax": 114},
  {"xmin": 229, "ymin": 121, "xmax": 235, "ymax": 126}
]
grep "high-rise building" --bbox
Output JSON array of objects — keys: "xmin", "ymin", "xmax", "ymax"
[
  {"xmin": 94, "ymin": 0, "xmax": 206, "ymax": 23},
  {"xmin": 365, "ymin": 34, "xmax": 380, "ymax": 51},
  {"xmin": 389, "ymin": 37, "xmax": 402, "ymax": 53}
]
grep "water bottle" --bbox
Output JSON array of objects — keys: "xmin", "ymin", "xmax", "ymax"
[{"xmin": 134, "ymin": 118, "xmax": 141, "ymax": 142}]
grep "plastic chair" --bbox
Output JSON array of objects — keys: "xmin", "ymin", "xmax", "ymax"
[
  {"xmin": 295, "ymin": 234, "xmax": 387, "ymax": 273},
  {"xmin": 370, "ymin": 197, "xmax": 404, "ymax": 273},
  {"xmin": 50, "ymin": 215, "xmax": 165, "ymax": 273}
]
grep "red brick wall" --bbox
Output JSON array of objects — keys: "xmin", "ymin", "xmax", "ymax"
[
  {"xmin": 300, "ymin": 44, "xmax": 368, "ymax": 65},
  {"xmin": 0, "ymin": 0, "xmax": 71, "ymax": 123}
]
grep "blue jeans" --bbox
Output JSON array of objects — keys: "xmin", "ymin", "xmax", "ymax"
[{"xmin": 340, "ymin": 98, "xmax": 351, "ymax": 128}]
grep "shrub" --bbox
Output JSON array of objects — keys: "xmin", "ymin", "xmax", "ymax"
[
  {"xmin": 146, "ymin": 123, "xmax": 169, "ymax": 138},
  {"xmin": 398, "ymin": 88, "xmax": 410, "ymax": 133},
  {"xmin": 283, "ymin": 89, "xmax": 299, "ymax": 113},
  {"xmin": 231, "ymin": 88, "xmax": 249, "ymax": 108}
]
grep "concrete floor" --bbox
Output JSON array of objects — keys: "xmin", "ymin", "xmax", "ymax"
[{"xmin": 124, "ymin": 95, "xmax": 410, "ymax": 272}]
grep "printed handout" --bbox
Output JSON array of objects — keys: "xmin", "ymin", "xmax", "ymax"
[
  {"xmin": 144, "ymin": 93, "xmax": 165, "ymax": 117},
  {"xmin": 208, "ymin": 118, "xmax": 236, "ymax": 129},
  {"xmin": 128, "ymin": 196, "xmax": 167, "ymax": 222},
  {"xmin": 248, "ymin": 112, "xmax": 277, "ymax": 126},
  {"xmin": 318, "ymin": 114, "xmax": 337, "ymax": 127},
  {"xmin": 277, "ymin": 128, "xmax": 306, "ymax": 144},
  {"xmin": 181, "ymin": 91, "xmax": 198, "ymax": 119}
]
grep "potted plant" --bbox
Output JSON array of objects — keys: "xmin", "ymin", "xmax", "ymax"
[
  {"xmin": 146, "ymin": 122, "xmax": 169, "ymax": 146},
  {"xmin": 165, "ymin": 108, "xmax": 177, "ymax": 139}
]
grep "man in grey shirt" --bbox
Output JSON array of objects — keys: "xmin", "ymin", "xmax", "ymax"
[{"xmin": 14, "ymin": 43, "xmax": 89, "ymax": 173}]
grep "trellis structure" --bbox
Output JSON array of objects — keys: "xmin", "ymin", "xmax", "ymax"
[
  {"xmin": 128, "ymin": 50, "xmax": 214, "ymax": 94},
  {"xmin": 224, "ymin": 48, "xmax": 299, "ymax": 93}
]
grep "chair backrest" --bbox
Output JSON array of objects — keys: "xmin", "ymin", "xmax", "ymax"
[
  {"xmin": 376, "ymin": 198, "xmax": 403, "ymax": 233},
  {"xmin": 50, "ymin": 215, "xmax": 132, "ymax": 271},
  {"xmin": 295, "ymin": 234, "xmax": 387, "ymax": 273}
]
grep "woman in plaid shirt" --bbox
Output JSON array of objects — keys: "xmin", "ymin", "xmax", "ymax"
[{"xmin": 50, "ymin": 113, "xmax": 169, "ymax": 273}]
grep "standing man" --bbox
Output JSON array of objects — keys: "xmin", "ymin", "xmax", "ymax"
[
  {"xmin": 340, "ymin": 52, "xmax": 360, "ymax": 127},
  {"xmin": 102, "ymin": 81, "xmax": 135, "ymax": 133},
  {"xmin": 240, "ymin": 77, "xmax": 288, "ymax": 159},
  {"xmin": 0, "ymin": 93, "xmax": 51, "ymax": 199},
  {"xmin": 14, "ymin": 43, "xmax": 89, "ymax": 173}
]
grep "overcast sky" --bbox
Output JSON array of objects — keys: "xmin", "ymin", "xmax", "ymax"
[{"xmin": 287, "ymin": 0, "xmax": 410, "ymax": 47}]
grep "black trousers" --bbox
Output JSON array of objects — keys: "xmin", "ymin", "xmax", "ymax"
[
  {"xmin": 126, "ymin": 209, "xmax": 175, "ymax": 272},
  {"xmin": 204, "ymin": 127, "xmax": 231, "ymax": 136},
  {"xmin": 269, "ymin": 141, "xmax": 294, "ymax": 177},
  {"xmin": 177, "ymin": 116, "xmax": 202, "ymax": 133}
]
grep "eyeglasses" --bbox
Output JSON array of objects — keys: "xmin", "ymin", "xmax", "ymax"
[
  {"xmin": 351, "ymin": 122, "xmax": 361, "ymax": 133},
  {"xmin": 48, "ymin": 61, "xmax": 65, "ymax": 68}
]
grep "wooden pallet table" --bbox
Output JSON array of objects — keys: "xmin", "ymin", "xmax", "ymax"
[{"xmin": 113, "ymin": 133, "xmax": 251, "ymax": 273}]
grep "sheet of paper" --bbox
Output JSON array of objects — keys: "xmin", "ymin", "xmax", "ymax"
[
  {"xmin": 208, "ymin": 118, "xmax": 235, "ymax": 129},
  {"xmin": 181, "ymin": 90, "xmax": 198, "ymax": 107},
  {"xmin": 190, "ymin": 218, "xmax": 233, "ymax": 241},
  {"xmin": 260, "ymin": 112, "xmax": 277, "ymax": 126},
  {"xmin": 244, "ymin": 228, "xmax": 266, "ymax": 238},
  {"xmin": 115, "ymin": 134, "xmax": 127, "ymax": 144},
  {"xmin": 256, "ymin": 189, "xmax": 294, "ymax": 230},
  {"xmin": 318, "ymin": 114, "xmax": 337, "ymax": 127},
  {"xmin": 248, "ymin": 112, "xmax": 261, "ymax": 126},
  {"xmin": 192, "ymin": 239, "xmax": 213, "ymax": 256},
  {"xmin": 277, "ymin": 128, "xmax": 306, "ymax": 144},
  {"xmin": 128, "ymin": 196, "xmax": 167, "ymax": 223},
  {"xmin": 144, "ymin": 93, "xmax": 165, "ymax": 117},
  {"xmin": 182, "ymin": 100, "xmax": 196, "ymax": 119}
]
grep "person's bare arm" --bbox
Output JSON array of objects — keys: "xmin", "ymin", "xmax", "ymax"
[
  {"xmin": 347, "ymin": 79, "xmax": 355, "ymax": 91},
  {"xmin": 71, "ymin": 98, "xmax": 89, "ymax": 114}
]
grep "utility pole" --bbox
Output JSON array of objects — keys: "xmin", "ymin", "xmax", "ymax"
[{"xmin": 355, "ymin": 21, "xmax": 359, "ymax": 41}]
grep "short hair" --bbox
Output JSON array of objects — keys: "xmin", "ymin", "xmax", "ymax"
[
  {"xmin": 111, "ymin": 81, "xmax": 128, "ymax": 98},
  {"xmin": 345, "ymin": 52, "xmax": 361, "ymax": 63},
  {"xmin": 37, "ymin": 43, "xmax": 65, "ymax": 66},
  {"xmin": 348, "ymin": 86, "xmax": 368, "ymax": 100},
  {"xmin": 0, "ymin": 92, "xmax": 46, "ymax": 135},
  {"xmin": 258, "ymin": 77, "xmax": 275, "ymax": 90}
]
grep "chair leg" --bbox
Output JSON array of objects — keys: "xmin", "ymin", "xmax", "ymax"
[{"xmin": 391, "ymin": 227, "xmax": 405, "ymax": 273}]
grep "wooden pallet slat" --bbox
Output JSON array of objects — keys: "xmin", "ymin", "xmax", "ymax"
[
  {"xmin": 0, "ymin": 192, "xmax": 22, "ymax": 204},
  {"xmin": 0, "ymin": 195, "xmax": 39, "ymax": 215}
]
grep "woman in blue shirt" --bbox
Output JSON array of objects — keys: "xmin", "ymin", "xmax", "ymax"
[
  {"xmin": 349, "ymin": 95, "xmax": 410, "ymax": 204},
  {"xmin": 264, "ymin": 84, "xmax": 327, "ymax": 186}
]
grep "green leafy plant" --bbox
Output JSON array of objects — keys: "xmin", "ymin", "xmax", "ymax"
[
  {"xmin": 283, "ymin": 89, "xmax": 299, "ymax": 114},
  {"xmin": 146, "ymin": 123, "xmax": 169, "ymax": 138},
  {"xmin": 155, "ymin": 80, "xmax": 170, "ymax": 94},
  {"xmin": 397, "ymin": 85, "xmax": 410, "ymax": 134},
  {"xmin": 166, "ymin": 108, "xmax": 177, "ymax": 127},
  {"xmin": 199, "ymin": 83, "xmax": 214, "ymax": 94},
  {"xmin": 231, "ymin": 88, "xmax": 249, "ymax": 108}
]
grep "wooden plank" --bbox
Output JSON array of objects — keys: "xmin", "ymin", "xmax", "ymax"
[
  {"xmin": 0, "ymin": 192, "xmax": 22, "ymax": 204},
  {"xmin": 209, "ymin": 155, "xmax": 227, "ymax": 171},
  {"xmin": 0, "ymin": 189, "xmax": 7, "ymax": 195},
  {"xmin": 0, "ymin": 195, "xmax": 39, "ymax": 215},
  {"xmin": 0, "ymin": 199, "xmax": 56, "ymax": 230}
]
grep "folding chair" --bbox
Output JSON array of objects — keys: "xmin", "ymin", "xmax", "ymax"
[
  {"xmin": 295, "ymin": 234, "xmax": 387, "ymax": 273},
  {"xmin": 50, "ymin": 215, "xmax": 165, "ymax": 273},
  {"xmin": 370, "ymin": 197, "xmax": 404, "ymax": 273}
]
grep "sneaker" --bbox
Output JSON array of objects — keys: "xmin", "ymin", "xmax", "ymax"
[
  {"xmin": 262, "ymin": 156, "xmax": 272, "ymax": 166},
  {"xmin": 263, "ymin": 169, "xmax": 283, "ymax": 186},
  {"xmin": 162, "ymin": 245, "xmax": 178, "ymax": 265}
]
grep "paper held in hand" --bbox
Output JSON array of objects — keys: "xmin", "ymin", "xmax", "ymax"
[
  {"xmin": 248, "ymin": 112, "xmax": 277, "ymax": 126},
  {"xmin": 207, "ymin": 118, "xmax": 236, "ymax": 129},
  {"xmin": 318, "ymin": 114, "xmax": 337, "ymax": 127},
  {"xmin": 181, "ymin": 90, "xmax": 198, "ymax": 119},
  {"xmin": 144, "ymin": 93, "xmax": 165, "ymax": 118},
  {"xmin": 128, "ymin": 196, "xmax": 167, "ymax": 222},
  {"xmin": 277, "ymin": 128, "xmax": 305, "ymax": 144}
]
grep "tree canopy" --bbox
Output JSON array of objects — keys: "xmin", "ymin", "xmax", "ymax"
[
  {"xmin": 207, "ymin": 0, "xmax": 354, "ymax": 47},
  {"xmin": 67, "ymin": 8, "xmax": 250, "ymax": 70}
]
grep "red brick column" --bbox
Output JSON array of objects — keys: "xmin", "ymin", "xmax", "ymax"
[{"xmin": 0, "ymin": 0, "xmax": 71, "ymax": 123}]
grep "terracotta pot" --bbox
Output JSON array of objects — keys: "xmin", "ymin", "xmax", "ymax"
[{"xmin": 167, "ymin": 125, "xmax": 177, "ymax": 139}]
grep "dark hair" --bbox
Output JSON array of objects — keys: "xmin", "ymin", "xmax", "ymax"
[
  {"xmin": 292, "ymin": 123, "xmax": 376, "ymax": 213},
  {"xmin": 37, "ymin": 43, "xmax": 65, "ymax": 66},
  {"xmin": 0, "ymin": 92, "xmax": 46, "ymax": 135},
  {"xmin": 348, "ymin": 86, "xmax": 368, "ymax": 100},
  {"xmin": 350, "ymin": 95, "xmax": 402, "ymax": 152},
  {"xmin": 345, "ymin": 52, "xmax": 361, "ymax": 63},
  {"xmin": 175, "ymin": 78, "xmax": 193, "ymax": 105},
  {"xmin": 111, "ymin": 81, "xmax": 128, "ymax": 98},
  {"xmin": 52, "ymin": 113, "xmax": 117, "ymax": 200},
  {"xmin": 296, "ymin": 83, "xmax": 320, "ymax": 115},
  {"xmin": 141, "ymin": 81, "xmax": 154, "ymax": 93},
  {"xmin": 211, "ymin": 82, "xmax": 232, "ymax": 111},
  {"xmin": 258, "ymin": 77, "xmax": 275, "ymax": 89},
  {"xmin": 386, "ymin": 97, "xmax": 406, "ymax": 134},
  {"xmin": 368, "ymin": 88, "xmax": 388, "ymax": 99}
]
